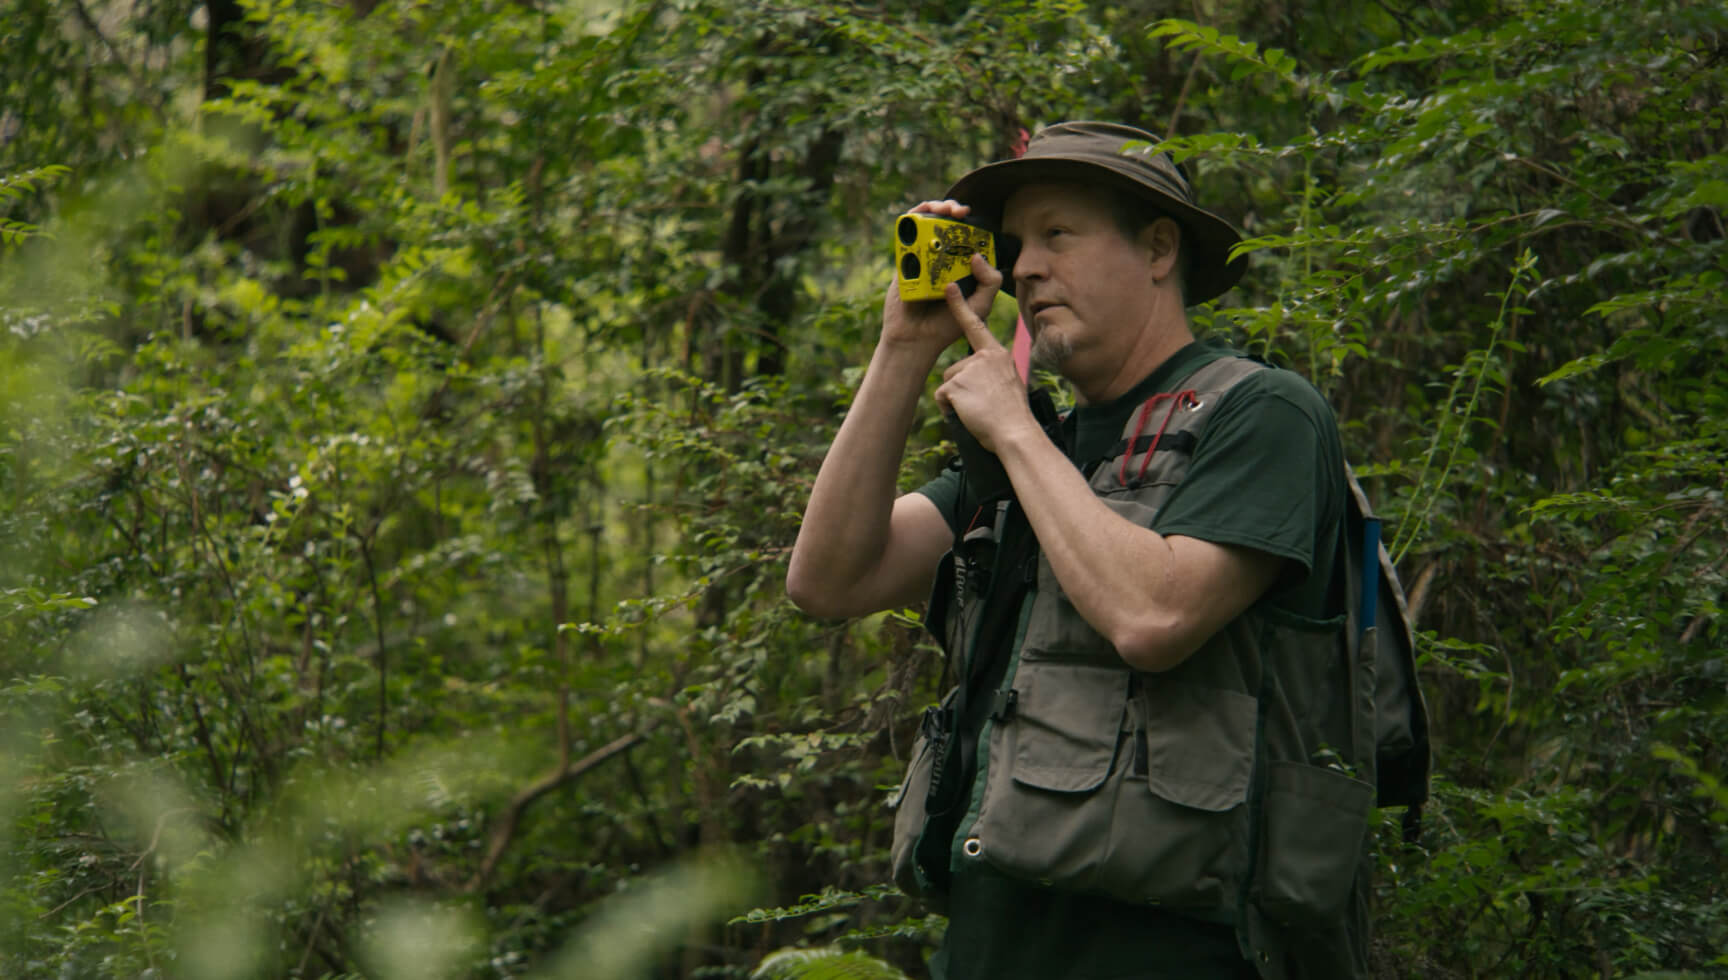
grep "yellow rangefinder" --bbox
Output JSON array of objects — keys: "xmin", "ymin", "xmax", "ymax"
[{"xmin": 893, "ymin": 213, "xmax": 1017, "ymax": 301}]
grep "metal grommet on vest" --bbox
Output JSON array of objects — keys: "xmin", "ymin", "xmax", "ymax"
[{"xmin": 962, "ymin": 836, "xmax": 983, "ymax": 858}]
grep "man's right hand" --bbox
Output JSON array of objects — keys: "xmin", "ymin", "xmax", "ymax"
[{"xmin": 880, "ymin": 200, "xmax": 1004, "ymax": 353}]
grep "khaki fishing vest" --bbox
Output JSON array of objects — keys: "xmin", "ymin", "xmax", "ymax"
[{"xmin": 891, "ymin": 355, "xmax": 1376, "ymax": 978}]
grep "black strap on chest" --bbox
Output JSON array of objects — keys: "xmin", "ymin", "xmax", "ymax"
[
  {"xmin": 915, "ymin": 390, "xmax": 1063, "ymax": 892},
  {"xmin": 914, "ymin": 496, "xmax": 1037, "ymax": 893},
  {"xmin": 1109, "ymin": 428, "xmax": 1198, "ymax": 462}
]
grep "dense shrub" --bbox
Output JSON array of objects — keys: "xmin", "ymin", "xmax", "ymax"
[{"xmin": 2, "ymin": 0, "xmax": 1723, "ymax": 976}]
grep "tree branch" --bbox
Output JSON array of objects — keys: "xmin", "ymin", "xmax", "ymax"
[
  {"xmin": 1165, "ymin": 51, "xmax": 1203, "ymax": 139},
  {"xmin": 464, "ymin": 730, "xmax": 649, "ymax": 893},
  {"xmin": 1405, "ymin": 560, "xmax": 1439, "ymax": 627},
  {"xmin": 358, "ymin": 533, "xmax": 389, "ymax": 761},
  {"xmin": 68, "ymin": 0, "xmax": 166, "ymax": 121}
]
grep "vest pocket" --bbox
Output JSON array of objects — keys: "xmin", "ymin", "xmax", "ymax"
[
  {"xmin": 1090, "ymin": 679, "xmax": 1255, "ymax": 910},
  {"xmin": 1140, "ymin": 677, "xmax": 1256, "ymax": 811},
  {"xmin": 965, "ymin": 661, "xmax": 1127, "ymax": 894},
  {"xmin": 964, "ymin": 664, "xmax": 1253, "ymax": 911},
  {"xmin": 1009, "ymin": 661, "xmax": 1125, "ymax": 792},
  {"xmin": 1255, "ymin": 759, "xmax": 1374, "ymax": 927}
]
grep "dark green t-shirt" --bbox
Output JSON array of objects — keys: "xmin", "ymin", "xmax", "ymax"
[
  {"xmin": 916, "ymin": 339, "xmax": 1344, "ymax": 618},
  {"xmin": 912, "ymin": 340, "xmax": 1346, "ymax": 980}
]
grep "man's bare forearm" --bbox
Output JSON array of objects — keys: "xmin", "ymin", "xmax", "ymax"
[{"xmin": 786, "ymin": 338, "xmax": 945, "ymax": 615}]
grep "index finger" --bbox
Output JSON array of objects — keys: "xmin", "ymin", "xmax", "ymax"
[{"xmin": 943, "ymin": 281, "xmax": 1003, "ymax": 352}]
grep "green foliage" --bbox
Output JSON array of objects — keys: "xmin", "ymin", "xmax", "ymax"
[
  {"xmin": 1143, "ymin": 3, "xmax": 1728, "ymax": 974},
  {"xmin": 0, "ymin": 165, "xmax": 71, "ymax": 246},
  {"xmin": 2, "ymin": 0, "xmax": 1726, "ymax": 977},
  {"xmin": 752, "ymin": 945, "xmax": 911, "ymax": 980}
]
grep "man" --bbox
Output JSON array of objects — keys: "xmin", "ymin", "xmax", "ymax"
[{"xmin": 787, "ymin": 122, "xmax": 1368, "ymax": 980}]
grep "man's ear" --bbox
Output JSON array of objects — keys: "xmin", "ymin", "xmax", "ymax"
[{"xmin": 1139, "ymin": 217, "xmax": 1182, "ymax": 284}]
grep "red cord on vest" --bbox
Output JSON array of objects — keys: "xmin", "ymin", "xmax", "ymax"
[
  {"xmin": 1119, "ymin": 390, "xmax": 1199, "ymax": 485},
  {"xmin": 965, "ymin": 504, "xmax": 988, "ymax": 535}
]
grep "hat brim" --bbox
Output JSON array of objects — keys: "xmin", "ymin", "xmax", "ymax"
[{"xmin": 945, "ymin": 157, "xmax": 1247, "ymax": 305}]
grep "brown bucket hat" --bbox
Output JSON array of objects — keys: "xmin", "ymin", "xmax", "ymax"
[{"xmin": 944, "ymin": 121, "xmax": 1247, "ymax": 305}]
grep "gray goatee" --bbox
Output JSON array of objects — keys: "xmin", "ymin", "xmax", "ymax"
[{"xmin": 1030, "ymin": 330, "xmax": 1073, "ymax": 373}]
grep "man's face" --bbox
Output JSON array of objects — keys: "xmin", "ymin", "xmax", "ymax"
[{"xmin": 1001, "ymin": 183, "xmax": 1161, "ymax": 377}]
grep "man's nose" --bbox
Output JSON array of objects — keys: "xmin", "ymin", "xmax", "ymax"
[{"xmin": 1012, "ymin": 244, "xmax": 1046, "ymax": 286}]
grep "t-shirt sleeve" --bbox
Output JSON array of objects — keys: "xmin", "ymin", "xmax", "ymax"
[
  {"xmin": 914, "ymin": 466, "xmax": 968, "ymax": 536},
  {"xmin": 1152, "ymin": 371, "xmax": 1344, "ymax": 578}
]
